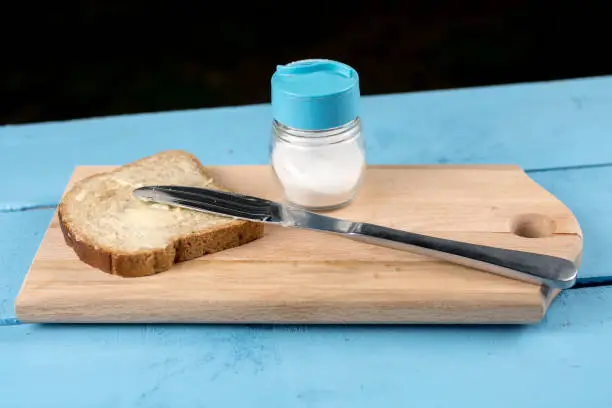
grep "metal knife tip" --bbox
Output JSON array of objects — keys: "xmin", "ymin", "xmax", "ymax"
[{"xmin": 132, "ymin": 186, "xmax": 156, "ymax": 202}]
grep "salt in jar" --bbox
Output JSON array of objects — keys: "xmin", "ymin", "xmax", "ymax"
[{"xmin": 270, "ymin": 59, "xmax": 366, "ymax": 210}]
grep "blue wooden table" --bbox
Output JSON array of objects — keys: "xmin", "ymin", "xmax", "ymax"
[{"xmin": 2, "ymin": 76, "xmax": 612, "ymax": 407}]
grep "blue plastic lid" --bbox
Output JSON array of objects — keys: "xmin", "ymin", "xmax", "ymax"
[{"xmin": 271, "ymin": 59, "xmax": 360, "ymax": 131}]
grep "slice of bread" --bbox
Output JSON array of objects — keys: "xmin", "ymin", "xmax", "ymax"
[{"xmin": 58, "ymin": 150, "xmax": 264, "ymax": 277}]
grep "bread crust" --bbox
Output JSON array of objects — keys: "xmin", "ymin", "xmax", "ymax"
[{"xmin": 58, "ymin": 150, "xmax": 265, "ymax": 277}]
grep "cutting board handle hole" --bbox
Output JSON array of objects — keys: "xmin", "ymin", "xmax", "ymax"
[{"xmin": 510, "ymin": 213, "xmax": 556, "ymax": 238}]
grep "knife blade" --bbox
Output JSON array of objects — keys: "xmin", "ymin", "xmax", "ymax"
[{"xmin": 133, "ymin": 185, "xmax": 578, "ymax": 289}]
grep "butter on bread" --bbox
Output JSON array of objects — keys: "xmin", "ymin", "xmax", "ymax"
[{"xmin": 58, "ymin": 150, "xmax": 264, "ymax": 277}]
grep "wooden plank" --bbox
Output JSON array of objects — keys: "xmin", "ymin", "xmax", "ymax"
[
  {"xmin": 14, "ymin": 164, "xmax": 582, "ymax": 324},
  {"xmin": 0, "ymin": 210, "xmax": 55, "ymax": 319},
  {"xmin": 1, "ymin": 286, "xmax": 611, "ymax": 407},
  {"xmin": 2, "ymin": 76, "xmax": 612, "ymax": 209},
  {"xmin": 530, "ymin": 166, "xmax": 612, "ymax": 280}
]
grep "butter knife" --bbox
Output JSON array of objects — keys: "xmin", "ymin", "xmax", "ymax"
[{"xmin": 133, "ymin": 185, "xmax": 578, "ymax": 289}]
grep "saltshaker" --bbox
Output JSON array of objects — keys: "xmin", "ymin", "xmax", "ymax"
[{"xmin": 270, "ymin": 59, "xmax": 366, "ymax": 211}]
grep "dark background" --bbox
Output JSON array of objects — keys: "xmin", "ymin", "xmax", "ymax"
[{"xmin": 1, "ymin": 1, "xmax": 609, "ymax": 125}]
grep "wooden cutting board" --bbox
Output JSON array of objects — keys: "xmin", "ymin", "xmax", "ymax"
[{"xmin": 15, "ymin": 165, "xmax": 582, "ymax": 324}]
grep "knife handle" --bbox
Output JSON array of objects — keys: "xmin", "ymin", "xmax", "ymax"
[{"xmin": 344, "ymin": 223, "xmax": 577, "ymax": 289}]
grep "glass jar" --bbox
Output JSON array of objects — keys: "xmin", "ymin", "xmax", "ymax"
[
  {"xmin": 271, "ymin": 117, "xmax": 366, "ymax": 210},
  {"xmin": 269, "ymin": 59, "xmax": 366, "ymax": 211}
]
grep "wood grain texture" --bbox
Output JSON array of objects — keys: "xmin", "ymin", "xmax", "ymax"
[{"xmin": 15, "ymin": 165, "xmax": 583, "ymax": 324}]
